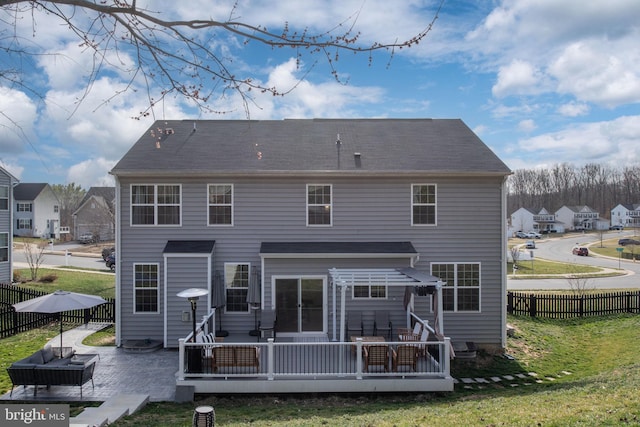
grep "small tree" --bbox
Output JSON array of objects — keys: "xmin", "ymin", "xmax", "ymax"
[
  {"xmin": 23, "ymin": 239, "xmax": 47, "ymax": 281},
  {"xmin": 510, "ymin": 246, "xmax": 521, "ymax": 272},
  {"xmin": 566, "ymin": 268, "xmax": 593, "ymax": 297}
]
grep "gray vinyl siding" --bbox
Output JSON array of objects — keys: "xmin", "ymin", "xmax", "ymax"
[
  {"xmin": 0, "ymin": 172, "xmax": 11, "ymax": 283},
  {"xmin": 117, "ymin": 175, "xmax": 505, "ymax": 347}
]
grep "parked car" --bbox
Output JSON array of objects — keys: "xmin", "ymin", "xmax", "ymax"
[
  {"xmin": 515, "ymin": 231, "xmax": 527, "ymax": 238},
  {"xmin": 618, "ymin": 238, "xmax": 640, "ymax": 246},
  {"xmin": 572, "ymin": 246, "xmax": 589, "ymax": 256},
  {"xmin": 525, "ymin": 240, "xmax": 536, "ymax": 249},
  {"xmin": 102, "ymin": 246, "xmax": 116, "ymax": 261},
  {"xmin": 609, "ymin": 225, "xmax": 624, "ymax": 231},
  {"xmin": 106, "ymin": 253, "xmax": 116, "ymax": 271},
  {"xmin": 78, "ymin": 232, "xmax": 95, "ymax": 244},
  {"xmin": 525, "ymin": 231, "xmax": 542, "ymax": 239}
]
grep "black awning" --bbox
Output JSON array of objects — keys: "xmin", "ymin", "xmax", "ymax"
[{"xmin": 163, "ymin": 240, "xmax": 215, "ymax": 254}]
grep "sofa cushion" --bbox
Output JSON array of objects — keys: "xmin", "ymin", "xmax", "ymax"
[
  {"xmin": 24, "ymin": 351, "xmax": 45, "ymax": 365},
  {"xmin": 9, "ymin": 362, "xmax": 37, "ymax": 369},
  {"xmin": 41, "ymin": 346, "xmax": 55, "ymax": 363}
]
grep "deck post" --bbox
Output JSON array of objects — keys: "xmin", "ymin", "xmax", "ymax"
[
  {"xmin": 267, "ymin": 338, "xmax": 275, "ymax": 380},
  {"xmin": 443, "ymin": 337, "xmax": 451, "ymax": 375},
  {"xmin": 178, "ymin": 338, "xmax": 185, "ymax": 380},
  {"xmin": 356, "ymin": 338, "xmax": 363, "ymax": 379}
]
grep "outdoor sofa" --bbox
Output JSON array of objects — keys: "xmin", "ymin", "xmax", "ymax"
[{"xmin": 7, "ymin": 346, "xmax": 96, "ymax": 398}]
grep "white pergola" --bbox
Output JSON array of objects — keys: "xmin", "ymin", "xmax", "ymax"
[{"xmin": 329, "ymin": 268, "xmax": 445, "ymax": 342}]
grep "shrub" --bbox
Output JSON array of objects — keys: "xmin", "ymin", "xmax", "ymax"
[{"xmin": 39, "ymin": 274, "xmax": 58, "ymax": 283}]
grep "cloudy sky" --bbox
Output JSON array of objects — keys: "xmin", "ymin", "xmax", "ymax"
[{"xmin": 1, "ymin": 0, "xmax": 639, "ymax": 189}]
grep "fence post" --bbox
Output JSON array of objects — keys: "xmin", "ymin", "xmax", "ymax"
[
  {"xmin": 579, "ymin": 295, "xmax": 584, "ymax": 317},
  {"xmin": 507, "ymin": 292, "xmax": 513, "ymax": 314},
  {"xmin": 529, "ymin": 294, "xmax": 537, "ymax": 317}
]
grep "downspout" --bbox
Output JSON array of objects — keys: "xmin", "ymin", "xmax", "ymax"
[
  {"xmin": 500, "ymin": 175, "xmax": 508, "ymax": 350},
  {"xmin": 114, "ymin": 177, "xmax": 122, "ymax": 347}
]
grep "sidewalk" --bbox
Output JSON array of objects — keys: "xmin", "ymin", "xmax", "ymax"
[{"xmin": 1, "ymin": 323, "xmax": 179, "ymax": 403}]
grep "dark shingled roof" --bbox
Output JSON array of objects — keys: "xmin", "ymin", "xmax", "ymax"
[
  {"xmin": 13, "ymin": 183, "xmax": 48, "ymax": 201},
  {"xmin": 111, "ymin": 119, "xmax": 511, "ymax": 177},
  {"xmin": 260, "ymin": 242, "xmax": 417, "ymax": 255},
  {"xmin": 163, "ymin": 240, "xmax": 216, "ymax": 254}
]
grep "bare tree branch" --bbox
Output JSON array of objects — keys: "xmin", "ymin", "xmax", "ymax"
[{"xmin": 0, "ymin": 0, "xmax": 444, "ymax": 118}]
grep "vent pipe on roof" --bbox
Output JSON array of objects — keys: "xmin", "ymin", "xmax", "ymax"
[
  {"xmin": 192, "ymin": 122, "xmax": 197, "ymax": 132},
  {"xmin": 336, "ymin": 134, "xmax": 341, "ymax": 169}
]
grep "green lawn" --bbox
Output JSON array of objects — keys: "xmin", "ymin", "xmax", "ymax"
[
  {"xmin": 14, "ymin": 268, "xmax": 115, "ymax": 299},
  {"xmin": 111, "ymin": 314, "xmax": 640, "ymax": 426}
]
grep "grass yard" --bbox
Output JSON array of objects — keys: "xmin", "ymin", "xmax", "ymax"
[
  {"xmin": 110, "ymin": 314, "xmax": 640, "ymax": 426},
  {"xmin": 14, "ymin": 268, "xmax": 115, "ymax": 299}
]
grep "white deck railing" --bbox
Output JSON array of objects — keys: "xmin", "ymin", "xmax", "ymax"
[{"xmin": 177, "ymin": 337, "xmax": 450, "ymax": 381}]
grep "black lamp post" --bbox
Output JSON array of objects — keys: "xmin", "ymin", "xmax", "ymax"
[{"xmin": 177, "ymin": 288, "xmax": 209, "ymax": 373}]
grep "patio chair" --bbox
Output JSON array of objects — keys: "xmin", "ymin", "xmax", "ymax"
[
  {"xmin": 346, "ymin": 311, "xmax": 364, "ymax": 337},
  {"xmin": 373, "ymin": 311, "xmax": 392, "ymax": 339},
  {"xmin": 258, "ymin": 309, "xmax": 277, "ymax": 342},
  {"xmin": 363, "ymin": 345, "xmax": 390, "ymax": 372},
  {"xmin": 417, "ymin": 328, "xmax": 430, "ymax": 357},
  {"xmin": 398, "ymin": 322, "xmax": 422, "ymax": 341},
  {"xmin": 392, "ymin": 345, "xmax": 419, "ymax": 372}
]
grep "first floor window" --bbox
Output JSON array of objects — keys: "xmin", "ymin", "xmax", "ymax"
[
  {"xmin": 17, "ymin": 219, "xmax": 32, "ymax": 229},
  {"xmin": 431, "ymin": 263, "xmax": 480, "ymax": 312},
  {"xmin": 353, "ymin": 284, "xmax": 387, "ymax": 299},
  {"xmin": 0, "ymin": 233, "xmax": 8, "ymax": 262},
  {"xmin": 225, "ymin": 263, "xmax": 249, "ymax": 312},
  {"xmin": 134, "ymin": 264, "xmax": 159, "ymax": 313}
]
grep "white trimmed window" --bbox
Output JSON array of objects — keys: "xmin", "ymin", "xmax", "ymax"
[
  {"xmin": 208, "ymin": 184, "xmax": 233, "ymax": 225},
  {"xmin": 131, "ymin": 184, "xmax": 181, "ymax": 225},
  {"xmin": 0, "ymin": 233, "xmax": 8, "ymax": 262},
  {"xmin": 431, "ymin": 263, "xmax": 480, "ymax": 312},
  {"xmin": 412, "ymin": 184, "xmax": 436, "ymax": 225},
  {"xmin": 17, "ymin": 202, "xmax": 32, "ymax": 212},
  {"xmin": 353, "ymin": 284, "xmax": 387, "ymax": 299},
  {"xmin": 0, "ymin": 186, "xmax": 8, "ymax": 210},
  {"xmin": 225, "ymin": 263, "xmax": 249, "ymax": 312},
  {"xmin": 134, "ymin": 264, "xmax": 159, "ymax": 313},
  {"xmin": 307, "ymin": 184, "xmax": 332, "ymax": 226},
  {"xmin": 17, "ymin": 219, "xmax": 32, "ymax": 230}
]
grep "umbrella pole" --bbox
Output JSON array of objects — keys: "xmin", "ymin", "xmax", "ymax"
[{"xmin": 59, "ymin": 314, "xmax": 63, "ymax": 358}]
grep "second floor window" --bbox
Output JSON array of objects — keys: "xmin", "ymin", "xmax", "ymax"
[
  {"xmin": 225, "ymin": 263, "xmax": 249, "ymax": 312},
  {"xmin": 412, "ymin": 184, "xmax": 436, "ymax": 225},
  {"xmin": 208, "ymin": 184, "xmax": 233, "ymax": 225},
  {"xmin": 0, "ymin": 186, "xmax": 8, "ymax": 210},
  {"xmin": 17, "ymin": 203, "xmax": 32, "ymax": 212},
  {"xmin": 131, "ymin": 184, "xmax": 181, "ymax": 226},
  {"xmin": 307, "ymin": 184, "xmax": 332, "ymax": 226}
]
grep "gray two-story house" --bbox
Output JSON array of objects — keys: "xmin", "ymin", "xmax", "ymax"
[
  {"xmin": 111, "ymin": 119, "xmax": 511, "ymax": 395},
  {"xmin": 0, "ymin": 166, "xmax": 18, "ymax": 284}
]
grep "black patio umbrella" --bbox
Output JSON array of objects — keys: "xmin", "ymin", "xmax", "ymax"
[
  {"xmin": 13, "ymin": 290, "xmax": 107, "ymax": 356},
  {"xmin": 212, "ymin": 271, "xmax": 228, "ymax": 337},
  {"xmin": 246, "ymin": 266, "xmax": 261, "ymax": 336}
]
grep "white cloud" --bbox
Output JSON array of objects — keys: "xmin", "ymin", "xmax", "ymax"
[
  {"xmin": 0, "ymin": 87, "xmax": 38, "ymax": 153},
  {"xmin": 516, "ymin": 115, "xmax": 640, "ymax": 165},
  {"xmin": 557, "ymin": 102, "xmax": 589, "ymax": 117},
  {"xmin": 492, "ymin": 60, "xmax": 548, "ymax": 97},
  {"xmin": 518, "ymin": 119, "xmax": 537, "ymax": 132},
  {"xmin": 67, "ymin": 158, "xmax": 116, "ymax": 189}
]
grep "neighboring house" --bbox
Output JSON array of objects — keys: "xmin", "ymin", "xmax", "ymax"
[
  {"xmin": 555, "ymin": 205, "xmax": 600, "ymax": 231},
  {"xmin": 72, "ymin": 187, "xmax": 115, "ymax": 241},
  {"xmin": 0, "ymin": 166, "xmax": 19, "ymax": 284},
  {"xmin": 111, "ymin": 119, "xmax": 511, "ymax": 395},
  {"xmin": 611, "ymin": 204, "xmax": 640, "ymax": 228},
  {"xmin": 510, "ymin": 207, "xmax": 561, "ymax": 234},
  {"xmin": 12, "ymin": 183, "xmax": 61, "ymax": 239}
]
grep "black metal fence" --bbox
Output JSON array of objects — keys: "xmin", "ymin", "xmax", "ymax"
[
  {"xmin": 0, "ymin": 283, "xmax": 115, "ymax": 338},
  {"xmin": 507, "ymin": 290, "xmax": 640, "ymax": 318}
]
